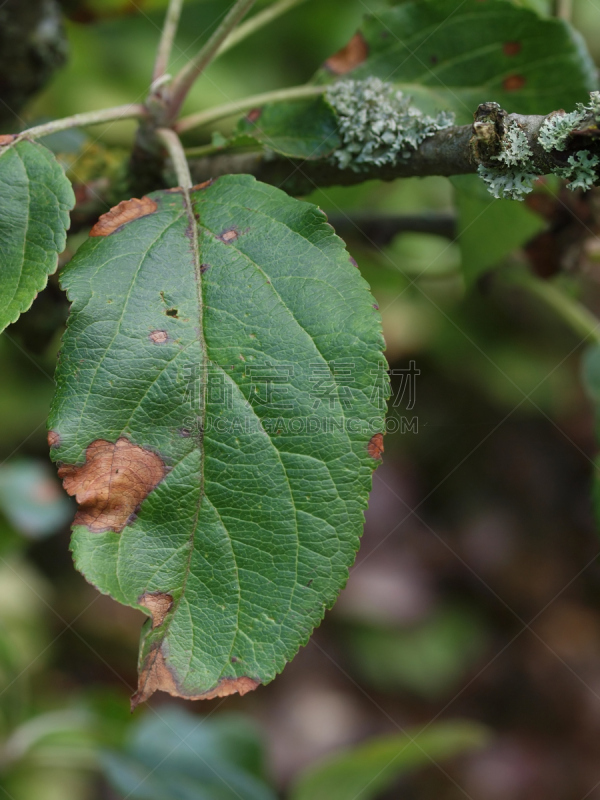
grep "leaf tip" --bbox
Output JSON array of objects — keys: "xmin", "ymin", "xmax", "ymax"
[{"xmin": 132, "ymin": 644, "xmax": 260, "ymax": 708}]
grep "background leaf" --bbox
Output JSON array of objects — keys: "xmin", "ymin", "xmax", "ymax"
[
  {"xmin": 289, "ymin": 720, "xmax": 490, "ymax": 800},
  {"xmin": 0, "ymin": 139, "xmax": 74, "ymax": 333},
  {"xmin": 317, "ymin": 0, "xmax": 597, "ymax": 122},
  {"xmin": 452, "ymin": 175, "xmax": 546, "ymax": 285},
  {"xmin": 0, "ymin": 459, "xmax": 73, "ymax": 539},
  {"xmin": 49, "ymin": 175, "xmax": 388, "ymax": 703},
  {"xmin": 102, "ymin": 708, "xmax": 275, "ymax": 800}
]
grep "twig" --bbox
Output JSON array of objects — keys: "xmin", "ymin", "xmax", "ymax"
[
  {"xmin": 217, "ymin": 0, "xmax": 309, "ymax": 56},
  {"xmin": 327, "ymin": 213, "xmax": 457, "ymax": 244},
  {"xmin": 156, "ymin": 127, "xmax": 192, "ymax": 188},
  {"xmin": 8, "ymin": 104, "xmax": 148, "ymax": 142},
  {"xmin": 167, "ymin": 0, "xmax": 256, "ymax": 124},
  {"xmin": 555, "ymin": 0, "xmax": 573, "ymax": 20},
  {"xmin": 152, "ymin": 0, "xmax": 185, "ymax": 82},
  {"xmin": 175, "ymin": 84, "xmax": 324, "ymax": 134}
]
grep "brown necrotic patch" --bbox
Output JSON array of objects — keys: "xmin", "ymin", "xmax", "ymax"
[
  {"xmin": 503, "ymin": 41, "xmax": 521, "ymax": 56},
  {"xmin": 47, "ymin": 430, "xmax": 60, "ymax": 448},
  {"xmin": 367, "ymin": 432, "xmax": 384, "ymax": 459},
  {"xmin": 149, "ymin": 329, "xmax": 168, "ymax": 343},
  {"xmin": 0, "ymin": 134, "xmax": 17, "ymax": 147},
  {"xmin": 139, "ymin": 592, "xmax": 173, "ymax": 628},
  {"xmin": 58, "ymin": 437, "xmax": 166, "ymax": 532},
  {"xmin": 502, "ymin": 74, "xmax": 526, "ymax": 92},
  {"xmin": 219, "ymin": 227, "xmax": 239, "ymax": 244},
  {"xmin": 131, "ymin": 642, "xmax": 260, "ymax": 708},
  {"xmin": 90, "ymin": 196, "xmax": 158, "ymax": 237},
  {"xmin": 192, "ymin": 179, "xmax": 214, "ymax": 191},
  {"xmin": 245, "ymin": 108, "xmax": 262, "ymax": 124},
  {"xmin": 324, "ymin": 32, "xmax": 369, "ymax": 75}
]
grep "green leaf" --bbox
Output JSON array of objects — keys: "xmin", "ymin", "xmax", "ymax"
[
  {"xmin": 0, "ymin": 139, "xmax": 75, "ymax": 333},
  {"xmin": 317, "ymin": 0, "xmax": 597, "ymax": 123},
  {"xmin": 49, "ymin": 175, "xmax": 388, "ymax": 704},
  {"xmin": 452, "ymin": 175, "xmax": 545, "ymax": 284},
  {"xmin": 102, "ymin": 708, "xmax": 275, "ymax": 800},
  {"xmin": 289, "ymin": 720, "xmax": 490, "ymax": 800},
  {"xmin": 235, "ymin": 95, "xmax": 340, "ymax": 159}
]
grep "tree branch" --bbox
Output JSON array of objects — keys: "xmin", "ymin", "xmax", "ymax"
[{"xmin": 188, "ymin": 102, "xmax": 600, "ymax": 196}]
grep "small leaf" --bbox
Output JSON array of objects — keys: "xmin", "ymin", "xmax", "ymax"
[
  {"xmin": 49, "ymin": 175, "xmax": 389, "ymax": 704},
  {"xmin": 316, "ymin": 0, "xmax": 597, "ymax": 122},
  {"xmin": 289, "ymin": 720, "xmax": 490, "ymax": 800},
  {"xmin": 0, "ymin": 139, "xmax": 75, "ymax": 333},
  {"xmin": 235, "ymin": 95, "xmax": 340, "ymax": 159}
]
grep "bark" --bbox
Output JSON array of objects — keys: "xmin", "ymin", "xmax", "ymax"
[{"xmin": 189, "ymin": 104, "xmax": 600, "ymax": 196}]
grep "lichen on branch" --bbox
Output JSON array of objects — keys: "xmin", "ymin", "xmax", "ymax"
[
  {"xmin": 189, "ymin": 91, "xmax": 600, "ymax": 198},
  {"xmin": 325, "ymin": 77, "xmax": 454, "ymax": 171}
]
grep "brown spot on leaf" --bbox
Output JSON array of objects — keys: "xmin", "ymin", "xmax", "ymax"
[
  {"xmin": 47, "ymin": 430, "xmax": 60, "ymax": 448},
  {"xmin": 503, "ymin": 41, "xmax": 521, "ymax": 56},
  {"xmin": 200, "ymin": 263, "xmax": 210, "ymax": 274},
  {"xmin": 139, "ymin": 591, "xmax": 173, "ymax": 628},
  {"xmin": 58, "ymin": 437, "xmax": 166, "ymax": 533},
  {"xmin": 219, "ymin": 228, "xmax": 239, "ymax": 243},
  {"xmin": 367, "ymin": 432, "xmax": 384, "ymax": 459},
  {"xmin": 131, "ymin": 644, "xmax": 260, "ymax": 708},
  {"xmin": 245, "ymin": 108, "xmax": 262, "ymax": 124},
  {"xmin": 324, "ymin": 31, "xmax": 369, "ymax": 75},
  {"xmin": 165, "ymin": 307, "xmax": 179, "ymax": 318},
  {"xmin": 372, "ymin": 303, "xmax": 379, "ymax": 310},
  {"xmin": 0, "ymin": 134, "xmax": 17, "ymax": 146},
  {"xmin": 349, "ymin": 256, "xmax": 359, "ymax": 268},
  {"xmin": 192, "ymin": 179, "xmax": 214, "ymax": 191},
  {"xmin": 502, "ymin": 74, "xmax": 526, "ymax": 92},
  {"xmin": 90, "ymin": 196, "xmax": 158, "ymax": 237},
  {"xmin": 149, "ymin": 329, "xmax": 168, "ymax": 343}
]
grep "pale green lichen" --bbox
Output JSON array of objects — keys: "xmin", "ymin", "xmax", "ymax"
[
  {"xmin": 479, "ymin": 119, "xmax": 540, "ymax": 200},
  {"xmin": 577, "ymin": 90, "xmax": 600, "ymax": 122},
  {"xmin": 538, "ymin": 110, "xmax": 585, "ymax": 152},
  {"xmin": 477, "ymin": 163, "xmax": 539, "ymax": 201},
  {"xmin": 326, "ymin": 77, "xmax": 454, "ymax": 171},
  {"xmin": 493, "ymin": 120, "xmax": 533, "ymax": 167},
  {"xmin": 556, "ymin": 150, "xmax": 600, "ymax": 191},
  {"xmin": 539, "ymin": 91, "xmax": 600, "ymax": 153}
]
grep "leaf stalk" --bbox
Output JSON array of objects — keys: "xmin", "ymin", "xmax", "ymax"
[{"xmin": 175, "ymin": 84, "xmax": 324, "ymax": 134}]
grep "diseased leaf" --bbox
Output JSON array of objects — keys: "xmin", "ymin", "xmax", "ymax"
[
  {"xmin": 316, "ymin": 0, "xmax": 597, "ymax": 122},
  {"xmin": 289, "ymin": 720, "xmax": 490, "ymax": 800},
  {"xmin": 49, "ymin": 175, "xmax": 388, "ymax": 705},
  {"xmin": 235, "ymin": 95, "xmax": 340, "ymax": 159},
  {"xmin": 0, "ymin": 139, "xmax": 75, "ymax": 333}
]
